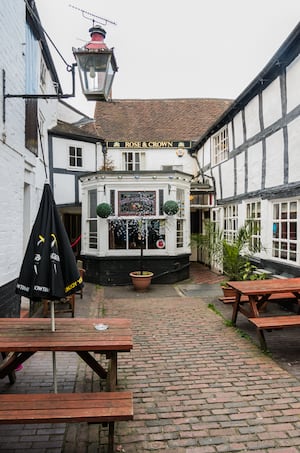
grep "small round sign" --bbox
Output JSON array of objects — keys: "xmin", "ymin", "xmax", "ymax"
[{"xmin": 156, "ymin": 239, "xmax": 165, "ymax": 249}]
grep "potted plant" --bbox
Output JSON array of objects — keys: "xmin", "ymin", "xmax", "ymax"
[
  {"xmin": 192, "ymin": 221, "xmax": 264, "ymax": 296},
  {"xmin": 129, "ymin": 217, "xmax": 154, "ymax": 292},
  {"xmin": 129, "ymin": 197, "xmax": 179, "ymax": 291}
]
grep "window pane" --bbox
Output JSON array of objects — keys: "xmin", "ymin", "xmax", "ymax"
[
  {"xmin": 89, "ymin": 189, "xmax": 97, "ymax": 217},
  {"xmin": 109, "ymin": 220, "xmax": 126, "ymax": 249},
  {"xmin": 89, "ymin": 220, "xmax": 97, "ymax": 248}
]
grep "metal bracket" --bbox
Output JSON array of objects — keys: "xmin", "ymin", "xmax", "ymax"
[{"xmin": 2, "ymin": 64, "xmax": 76, "ymax": 123}]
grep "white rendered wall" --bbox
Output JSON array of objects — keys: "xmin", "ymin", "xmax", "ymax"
[
  {"xmin": 54, "ymin": 173, "xmax": 75, "ymax": 205},
  {"xmin": 0, "ymin": 2, "xmax": 61, "ymax": 286},
  {"xmin": 244, "ymin": 95, "xmax": 260, "ymax": 140},
  {"xmin": 262, "ymin": 77, "xmax": 282, "ymax": 128},
  {"xmin": 0, "ymin": 2, "xmax": 29, "ymax": 285},
  {"xmin": 236, "ymin": 152, "xmax": 245, "ymax": 195},
  {"xmin": 287, "ymin": 116, "xmax": 300, "ymax": 183},
  {"xmin": 52, "ymin": 137, "xmax": 97, "ymax": 172},
  {"xmin": 247, "ymin": 142, "xmax": 263, "ymax": 193},
  {"xmin": 286, "ymin": 54, "xmax": 300, "ymax": 113},
  {"xmin": 265, "ymin": 130, "xmax": 284, "ymax": 188},
  {"xmin": 106, "ymin": 146, "xmax": 195, "ymax": 175},
  {"xmin": 233, "ymin": 112, "xmax": 244, "ymax": 148},
  {"xmin": 220, "ymin": 159, "xmax": 235, "ymax": 199}
]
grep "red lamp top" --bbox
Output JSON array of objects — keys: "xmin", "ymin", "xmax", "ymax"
[{"xmin": 85, "ymin": 26, "xmax": 108, "ymax": 51}]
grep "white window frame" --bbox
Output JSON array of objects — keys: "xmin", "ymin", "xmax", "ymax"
[
  {"xmin": 176, "ymin": 219, "xmax": 184, "ymax": 248},
  {"xmin": 87, "ymin": 189, "xmax": 98, "ymax": 249},
  {"xmin": 122, "ymin": 151, "xmax": 145, "ymax": 171},
  {"xmin": 69, "ymin": 146, "xmax": 83, "ymax": 168},
  {"xmin": 223, "ymin": 204, "xmax": 238, "ymax": 242},
  {"xmin": 272, "ymin": 199, "xmax": 298, "ymax": 263},
  {"xmin": 211, "ymin": 126, "xmax": 229, "ymax": 165},
  {"xmin": 246, "ymin": 200, "xmax": 261, "ymax": 251}
]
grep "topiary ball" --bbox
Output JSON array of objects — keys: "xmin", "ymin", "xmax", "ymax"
[
  {"xmin": 163, "ymin": 200, "xmax": 179, "ymax": 216},
  {"xmin": 96, "ymin": 203, "xmax": 112, "ymax": 218}
]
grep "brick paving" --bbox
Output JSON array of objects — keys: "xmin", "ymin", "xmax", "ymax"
[{"xmin": 1, "ymin": 264, "xmax": 300, "ymax": 452}]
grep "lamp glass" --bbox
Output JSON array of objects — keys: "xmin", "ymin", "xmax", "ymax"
[{"xmin": 73, "ymin": 49, "xmax": 117, "ymax": 101}]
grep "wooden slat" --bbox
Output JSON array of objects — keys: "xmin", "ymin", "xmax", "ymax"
[
  {"xmin": 221, "ymin": 292, "xmax": 297, "ymax": 304},
  {"xmin": 228, "ymin": 277, "xmax": 300, "ymax": 296},
  {"xmin": 249, "ymin": 315, "xmax": 300, "ymax": 330},
  {"xmin": 0, "ymin": 392, "xmax": 133, "ymax": 424},
  {"xmin": 0, "ymin": 318, "xmax": 133, "ymax": 352}
]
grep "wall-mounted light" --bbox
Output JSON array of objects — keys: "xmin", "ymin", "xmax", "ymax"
[
  {"xmin": 73, "ymin": 25, "xmax": 118, "ymax": 101},
  {"xmin": 2, "ymin": 25, "xmax": 118, "ymax": 122}
]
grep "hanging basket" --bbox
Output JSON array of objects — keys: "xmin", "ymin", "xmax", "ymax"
[
  {"xmin": 163, "ymin": 200, "xmax": 179, "ymax": 216},
  {"xmin": 96, "ymin": 203, "xmax": 112, "ymax": 218}
]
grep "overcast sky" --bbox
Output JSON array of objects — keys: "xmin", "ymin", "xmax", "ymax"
[{"xmin": 35, "ymin": 0, "xmax": 300, "ymax": 117}]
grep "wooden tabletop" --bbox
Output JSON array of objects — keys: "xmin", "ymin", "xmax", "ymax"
[
  {"xmin": 228, "ymin": 277, "xmax": 300, "ymax": 296},
  {"xmin": 0, "ymin": 318, "xmax": 133, "ymax": 352}
]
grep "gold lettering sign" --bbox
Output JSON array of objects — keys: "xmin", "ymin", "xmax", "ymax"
[
  {"xmin": 109, "ymin": 141, "xmax": 191, "ymax": 149},
  {"xmin": 124, "ymin": 141, "xmax": 173, "ymax": 149}
]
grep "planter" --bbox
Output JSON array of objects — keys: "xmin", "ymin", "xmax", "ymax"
[
  {"xmin": 221, "ymin": 286, "xmax": 237, "ymax": 298},
  {"xmin": 129, "ymin": 271, "xmax": 153, "ymax": 292}
]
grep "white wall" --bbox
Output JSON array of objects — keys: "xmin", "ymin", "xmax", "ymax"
[
  {"xmin": 262, "ymin": 77, "xmax": 282, "ymax": 128},
  {"xmin": 286, "ymin": 54, "xmax": 300, "ymax": 113},
  {"xmin": 265, "ymin": 130, "xmax": 284, "ymax": 188},
  {"xmin": 244, "ymin": 95, "xmax": 260, "ymax": 140},
  {"xmin": 287, "ymin": 116, "xmax": 300, "ymax": 183},
  {"xmin": 247, "ymin": 142, "xmax": 263, "ymax": 192},
  {"xmin": 0, "ymin": 2, "xmax": 60, "ymax": 286},
  {"xmin": 106, "ymin": 146, "xmax": 196, "ymax": 175}
]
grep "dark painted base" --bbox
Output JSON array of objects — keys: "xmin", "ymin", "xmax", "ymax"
[
  {"xmin": 0, "ymin": 279, "xmax": 20, "ymax": 317},
  {"xmin": 81, "ymin": 254, "xmax": 190, "ymax": 286},
  {"xmin": 251, "ymin": 258, "xmax": 300, "ymax": 279}
]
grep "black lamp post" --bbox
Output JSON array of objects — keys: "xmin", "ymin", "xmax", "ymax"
[{"xmin": 73, "ymin": 25, "xmax": 118, "ymax": 101}]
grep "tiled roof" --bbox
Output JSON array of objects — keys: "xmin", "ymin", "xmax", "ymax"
[
  {"xmin": 88, "ymin": 98, "xmax": 232, "ymax": 142},
  {"xmin": 50, "ymin": 120, "xmax": 100, "ymax": 141}
]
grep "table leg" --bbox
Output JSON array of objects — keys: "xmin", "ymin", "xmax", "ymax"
[
  {"xmin": 0, "ymin": 352, "xmax": 34, "ymax": 382},
  {"xmin": 106, "ymin": 352, "xmax": 117, "ymax": 391},
  {"xmin": 256, "ymin": 328, "xmax": 267, "ymax": 350},
  {"xmin": 292, "ymin": 292, "xmax": 300, "ymax": 314},
  {"xmin": 1, "ymin": 352, "xmax": 16, "ymax": 384},
  {"xmin": 231, "ymin": 292, "xmax": 241, "ymax": 325},
  {"xmin": 76, "ymin": 351, "xmax": 108, "ymax": 379},
  {"xmin": 249, "ymin": 295, "xmax": 260, "ymax": 317}
]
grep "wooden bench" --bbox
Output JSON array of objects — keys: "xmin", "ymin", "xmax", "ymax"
[
  {"xmin": 0, "ymin": 391, "xmax": 133, "ymax": 453},
  {"xmin": 248, "ymin": 315, "xmax": 300, "ymax": 350},
  {"xmin": 220, "ymin": 292, "xmax": 297, "ymax": 304}
]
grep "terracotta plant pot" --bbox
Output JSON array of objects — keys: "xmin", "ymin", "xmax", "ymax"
[
  {"xmin": 129, "ymin": 271, "xmax": 153, "ymax": 292},
  {"xmin": 221, "ymin": 286, "xmax": 237, "ymax": 297}
]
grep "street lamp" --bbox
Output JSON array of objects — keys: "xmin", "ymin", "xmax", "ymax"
[
  {"xmin": 73, "ymin": 25, "xmax": 118, "ymax": 101},
  {"xmin": 2, "ymin": 25, "xmax": 118, "ymax": 122}
]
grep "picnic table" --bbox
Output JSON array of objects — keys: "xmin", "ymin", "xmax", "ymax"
[
  {"xmin": 0, "ymin": 317, "xmax": 133, "ymax": 390},
  {"xmin": 228, "ymin": 277, "xmax": 300, "ymax": 325}
]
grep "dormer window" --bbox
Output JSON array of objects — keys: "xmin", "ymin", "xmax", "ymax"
[{"xmin": 212, "ymin": 126, "xmax": 229, "ymax": 165}]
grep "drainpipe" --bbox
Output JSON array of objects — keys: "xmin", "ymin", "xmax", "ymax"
[{"xmin": 102, "ymin": 141, "xmax": 107, "ymax": 171}]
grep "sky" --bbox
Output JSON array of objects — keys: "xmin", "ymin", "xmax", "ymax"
[{"xmin": 35, "ymin": 0, "xmax": 300, "ymax": 117}]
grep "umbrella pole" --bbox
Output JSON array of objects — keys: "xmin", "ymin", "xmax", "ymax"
[
  {"xmin": 52, "ymin": 352, "xmax": 57, "ymax": 394},
  {"xmin": 50, "ymin": 301, "xmax": 57, "ymax": 393},
  {"xmin": 50, "ymin": 301, "xmax": 55, "ymax": 332}
]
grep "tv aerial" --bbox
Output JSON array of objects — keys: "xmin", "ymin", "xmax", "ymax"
[{"xmin": 69, "ymin": 4, "xmax": 117, "ymax": 27}]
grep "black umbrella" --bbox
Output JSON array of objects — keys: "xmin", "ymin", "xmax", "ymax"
[
  {"xmin": 16, "ymin": 183, "xmax": 82, "ymax": 306},
  {"xmin": 16, "ymin": 183, "xmax": 83, "ymax": 391}
]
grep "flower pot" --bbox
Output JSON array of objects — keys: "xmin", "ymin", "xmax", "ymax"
[
  {"xmin": 221, "ymin": 286, "xmax": 237, "ymax": 297},
  {"xmin": 129, "ymin": 271, "xmax": 153, "ymax": 292}
]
